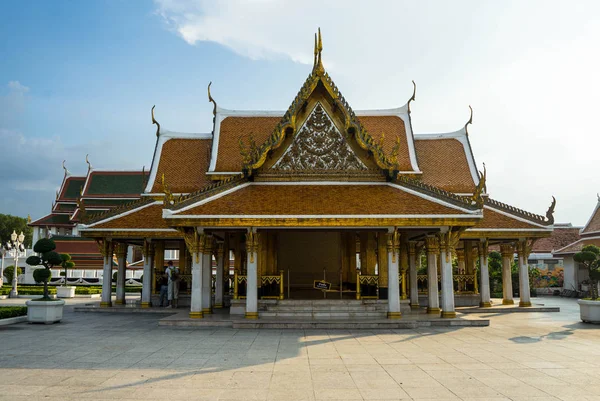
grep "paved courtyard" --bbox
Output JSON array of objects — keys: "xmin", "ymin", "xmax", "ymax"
[{"xmin": 0, "ymin": 297, "xmax": 599, "ymax": 401}]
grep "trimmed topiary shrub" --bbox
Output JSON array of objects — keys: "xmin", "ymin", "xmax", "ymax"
[
  {"xmin": 26, "ymin": 238, "xmax": 63, "ymax": 301},
  {"xmin": 3, "ymin": 265, "xmax": 22, "ymax": 284},
  {"xmin": 574, "ymin": 245, "xmax": 600, "ymax": 300},
  {"xmin": 0, "ymin": 306, "xmax": 27, "ymax": 319}
]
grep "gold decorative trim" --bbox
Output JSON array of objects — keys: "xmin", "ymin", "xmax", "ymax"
[
  {"xmin": 100, "ymin": 302, "xmax": 111, "ymax": 308},
  {"xmin": 479, "ymin": 301, "xmax": 492, "ymax": 308},
  {"xmin": 386, "ymin": 229, "xmax": 400, "ymax": 263},
  {"xmin": 502, "ymin": 299, "xmax": 514, "ymax": 305},
  {"xmin": 519, "ymin": 301, "xmax": 532, "ymax": 307},
  {"xmin": 214, "ymin": 303, "xmax": 223, "ymax": 309},
  {"xmin": 426, "ymin": 307, "xmax": 441, "ymax": 314},
  {"xmin": 202, "ymin": 308, "xmax": 212, "ymax": 314},
  {"xmin": 245, "ymin": 312, "xmax": 259, "ymax": 320},
  {"xmin": 189, "ymin": 311, "xmax": 204, "ymax": 319},
  {"xmin": 410, "ymin": 304, "xmax": 420, "ymax": 310},
  {"xmin": 246, "ymin": 230, "xmax": 259, "ymax": 263},
  {"xmin": 387, "ymin": 312, "xmax": 402, "ymax": 319},
  {"xmin": 140, "ymin": 302, "xmax": 151, "ymax": 308},
  {"xmin": 441, "ymin": 311, "xmax": 457, "ymax": 318}
]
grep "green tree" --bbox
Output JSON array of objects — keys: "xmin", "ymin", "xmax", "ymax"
[
  {"xmin": 60, "ymin": 254, "xmax": 75, "ymax": 285},
  {"xmin": 26, "ymin": 238, "xmax": 63, "ymax": 300},
  {"xmin": 3, "ymin": 265, "xmax": 22, "ymax": 284},
  {"xmin": 488, "ymin": 251, "xmax": 503, "ymax": 294},
  {"xmin": 0, "ymin": 214, "xmax": 33, "ymax": 248},
  {"xmin": 574, "ymin": 245, "xmax": 600, "ymax": 300}
]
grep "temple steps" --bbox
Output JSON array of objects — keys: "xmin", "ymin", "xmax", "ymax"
[{"xmin": 259, "ymin": 299, "xmax": 388, "ymax": 319}]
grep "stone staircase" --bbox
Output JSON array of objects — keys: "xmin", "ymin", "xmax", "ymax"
[{"xmin": 258, "ymin": 299, "xmax": 388, "ymax": 319}]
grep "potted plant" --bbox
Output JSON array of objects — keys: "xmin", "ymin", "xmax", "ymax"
[
  {"xmin": 56, "ymin": 253, "xmax": 75, "ymax": 298},
  {"xmin": 574, "ymin": 245, "xmax": 600, "ymax": 323},
  {"xmin": 25, "ymin": 238, "xmax": 65, "ymax": 324}
]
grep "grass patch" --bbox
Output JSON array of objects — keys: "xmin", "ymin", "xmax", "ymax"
[{"xmin": 0, "ymin": 306, "xmax": 27, "ymax": 319}]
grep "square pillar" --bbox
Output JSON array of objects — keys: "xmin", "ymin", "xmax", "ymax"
[
  {"xmin": 190, "ymin": 250, "xmax": 204, "ymax": 318},
  {"xmin": 439, "ymin": 233, "xmax": 456, "ymax": 318},
  {"xmin": 115, "ymin": 243, "xmax": 127, "ymax": 305},
  {"xmin": 245, "ymin": 229, "xmax": 259, "ymax": 319},
  {"xmin": 400, "ymin": 236, "xmax": 409, "ymax": 300},
  {"xmin": 377, "ymin": 232, "xmax": 388, "ymax": 299},
  {"xmin": 500, "ymin": 243, "xmax": 515, "ymax": 305},
  {"xmin": 215, "ymin": 242, "xmax": 224, "ymax": 308},
  {"xmin": 408, "ymin": 241, "xmax": 419, "ymax": 310},
  {"xmin": 202, "ymin": 235, "xmax": 213, "ymax": 314},
  {"xmin": 100, "ymin": 240, "xmax": 113, "ymax": 307},
  {"xmin": 141, "ymin": 240, "xmax": 154, "ymax": 308},
  {"xmin": 425, "ymin": 236, "xmax": 440, "ymax": 314},
  {"xmin": 478, "ymin": 240, "xmax": 492, "ymax": 307},
  {"xmin": 517, "ymin": 240, "xmax": 532, "ymax": 307},
  {"xmin": 387, "ymin": 228, "xmax": 401, "ymax": 319}
]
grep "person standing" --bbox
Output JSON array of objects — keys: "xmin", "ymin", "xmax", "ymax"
[
  {"xmin": 158, "ymin": 271, "xmax": 169, "ymax": 307},
  {"xmin": 165, "ymin": 261, "xmax": 180, "ymax": 308}
]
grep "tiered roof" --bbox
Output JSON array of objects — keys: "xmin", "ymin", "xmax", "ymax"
[
  {"xmin": 554, "ymin": 198, "xmax": 600, "ymax": 256},
  {"xmin": 73, "ymin": 30, "xmax": 553, "ymax": 239}
]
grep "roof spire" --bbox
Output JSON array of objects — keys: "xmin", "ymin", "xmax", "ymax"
[
  {"xmin": 465, "ymin": 105, "xmax": 473, "ymax": 135},
  {"xmin": 85, "ymin": 154, "xmax": 93, "ymax": 172},
  {"xmin": 313, "ymin": 28, "xmax": 324, "ymax": 74},
  {"xmin": 62, "ymin": 160, "xmax": 71, "ymax": 177},
  {"xmin": 407, "ymin": 80, "xmax": 416, "ymax": 113},
  {"xmin": 208, "ymin": 82, "xmax": 217, "ymax": 116},
  {"xmin": 151, "ymin": 105, "xmax": 160, "ymax": 137}
]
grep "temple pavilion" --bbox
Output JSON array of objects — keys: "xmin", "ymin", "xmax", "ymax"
[{"xmin": 78, "ymin": 31, "xmax": 555, "ymax": 319}]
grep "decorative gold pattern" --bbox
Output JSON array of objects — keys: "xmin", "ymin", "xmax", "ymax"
[
  {"xmin": 471, "ymin": 163, "xmax": 486, "ymax": 207},
  {"xmin": 179, "ymin": 228, "xmax": 205, "ymax": 263},
  {"xmin": 272, "ymin": 103, "xmax": 367, "ymax": 171},
  {"xmin": 161, "ymin": 173, "xmax": 175, "ymax": 206},
  {"xmin": 425, "ymin": 236, "xmax": 439, "ymax": 253},
  {"xmin": 386, "ymin": 229, "xmax": 400, "ymax": 263},
  {"xmin": 500, "ymin": 243, "xmax": 515, "ymax": 258},
  {"xmin": 546, "ymin": 196, "xmax": 556, "ymax": 225},
  {"xmin": 246, "ymin": 230, "xmax": 259, "ymax": 263}
]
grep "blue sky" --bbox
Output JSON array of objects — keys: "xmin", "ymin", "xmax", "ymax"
[{"xmin": 1, "ymin": 0, "xmax": 599, "ymax": 226}]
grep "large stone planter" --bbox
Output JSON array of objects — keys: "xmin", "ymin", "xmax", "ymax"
[
  {"xmin": 26, "ymin": 299, "xmax": 65, "ymax": 324},
  {"xmin": 578, "ymin": 299, "xmax": 600, "ymax": 323},
  {"xmin": 56, "ymin": 286, "xmax": 75, "ymax": 298}
]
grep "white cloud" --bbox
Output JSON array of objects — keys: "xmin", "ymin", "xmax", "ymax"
[
  {"xmin": 158, "ymin": 0, "xmax": 600, "ymax": 225},
  {"xmin": 7, "ymin": 81, "xmax": 29, "ymax": 93}
]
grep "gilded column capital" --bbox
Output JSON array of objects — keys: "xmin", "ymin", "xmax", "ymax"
[
  {"xmin": 477, "ymin": 239, "xmax": 489, "ymax": 258},
  {"xmin": 408, "ymin": 241, "xmax": 417, "ymax": 256},
  {"xmin": 204, "ymin": 235, "xmax": 214, "ymax": 254},
  {"xmin": 115, "ymin": 243, "xmax": 128, "ymax": 259},
  {"xmin": 216, "ymin": 242, "xmax": 224, "ymax": 257},
  {"xmin": 500, "ymin": 243, "xmax": 515, "ymax": 258},
  {"xmin": 179, "ymin": 228, "xmax": 205, "ymax": 263},
  {"xmin": 456, "ymin": 249, "xmax": 465, "ymax": 262},
  {"xmin": 142, "ymin": 240, "xmax": 154, "ymax": 258},
  {"xmin": 386, "ymin": 229, "xmax": 400, "ymax": 263},
  {"xmin": 246, "ymin": 230, "xmax": 259, "ymax": 262},
  {"xmin": 425, "ymin": 236, "xmax": 439, "ymax": 253}
]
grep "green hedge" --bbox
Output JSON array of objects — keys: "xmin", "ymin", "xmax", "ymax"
[
  {"xmin": 0, "ymin": 286, "xmax": 57, "ymax": 296},
  {"xmin": 0, "ymin": 306, "xmax": 27, "ymax": 319},
  {"xmin": 1, "ymin": 285, "xmax": 142, "ymax": 295}
]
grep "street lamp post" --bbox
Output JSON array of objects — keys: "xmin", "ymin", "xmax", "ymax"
[{"xmin": 5, "ymin": 230, "xmax": 26, "ymax": 298}]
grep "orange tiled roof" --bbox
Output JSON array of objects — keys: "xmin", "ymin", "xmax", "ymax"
[
  {"xmin": 474, "ymin": 208, "xmax": 545, "ymax": 230},
  {"xmin": 533, "ymin": 226, "xmax": 581, "ymax": 252},
  {"xmin": 215, "ymin": 117, "xmax": 280, "ymax": 172},
  {"xmin": 358, "ymin": 116, "xmax": 412, "ymax": 171},
  {"xmin": 176, "ymin": 184, "xmax": 468, "ymax": 216},
  {"xmin": 554, "ymin": 237, "xmax": 600, "ymax": 255},
  {"xmin": 415, "ymin": 138, "xmax": 476, "ymax": 193},
  {"xmin": 582, "ymin": 203, "xmax": 600, "ymax": 235},
  {"xmin": 151, "ymin": 138, "xmax": 213, "ymax": 193},
  {"xmin": 89, "ymin": 203, "xmax": 170, "ymax": 230}
]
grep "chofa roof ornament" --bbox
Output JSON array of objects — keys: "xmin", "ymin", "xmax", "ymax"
[
  {"xmin": 407, "ymin": 80, "xmax": 416, "ymax": 113},
  {"xmin": 85, "ymin": 154, "xmax": 93, "ymax": 172},
  {"xmin": 471, "ymin": 163, "xmax": 486, "ymax": 207},
  {"xmin": 465, "ymin": 105, "xmax": 473, "ymax": 136},
  {"xmin": 312, "ymin": 27, "xmax": 324, "ymax": 74},
  {"xmin": 62, "ymin": 160, "xmax": 71, "ymax": 177},
  {"xmin": 546, "ymin": 196, "xmax": 556, "ymax": 225},
  {"xmin": 151, "ymin": 105, "xmax": 160, "ymax": 137},
  {"xmin": 207, "ymin": 81, "xmax": 217, "ymax": 117}
]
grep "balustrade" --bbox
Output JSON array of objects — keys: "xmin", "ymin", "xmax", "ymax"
[{"xmin": 356, "ymin": 272, "xmax": 378, "ymax": 300}]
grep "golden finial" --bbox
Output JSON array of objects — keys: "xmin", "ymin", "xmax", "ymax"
[
  {"xmin": 85, "ymin": 154, "xmax": 93, "ymax": 171},
  {"xmin": 27, "ymin": 214, "xmax": 31, "ymax": 224},
  {"xmin": 151, "ymin": 105, "xmax": 160, "ymax": 137},
  {"xmin": 62, "ymin": 160, "xmax": 71, "ymax": 177},
  {"xmin": 208, "ymin": 82, "xmax": 217, "ymax": 116},
  {"xmin": 465, "ymin": 105, "xmax": 473, "ymax": 135},
  {"xmin": 546, "ymin": 196, "xmax": 556, "ymax": 225},
  {"xmin": 407, "ymin": 80, "xmax": 416, "ymax": 113},
  {"xmin": 313, "ymin": 28, "xmax": 324, "ymax": 74}
]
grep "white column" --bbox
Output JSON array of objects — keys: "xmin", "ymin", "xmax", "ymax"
[
  {"xmin": 101, "ymin": 240, "xmax": 113, "ymax": 307},
  {"xmin": 425, "ymin": 236, "xmax": 440, "ymax": 314},
  {"xmin": 408, "ymin": 241, "xmax": 419, "ymax": 310},
  {"xmin": 478, "ymin": 240, "xmax": 492, "ymax": 307},
  {"xmin": 141, "ymin": 241, "xmax": 154, "ymax": 308},
  {"xmin": 215, "ymin": 243, "xmax": 224, "ymax": 308},
  {"xmin": 518, "ymin": 240, "xmax": 532, "ymax": 307},
  {"xmin": 202, "ymin": 235, "xmax": 213, "ymax": 314},
  {"xmin": 115, "ymin": 244, "xmax": 127, "ymax": 305},
  {"xmin": 245, "ymin": 229, "xmax": 259, "ymax": 319},
  {"xmin": 387, "ymin": 229, "xmax": 401, "ymax": 319},
  {"xmin": 439, "ymin": 234, "xmax": 456, "ymax": 318},
  {"xmin": 190, "ymin": 250, "xmax": 204, "ymax": 318},
  {"xmin": 500, "ymin": 243, "xmax": 515, "ymax": 305}
]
